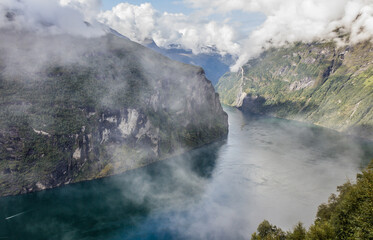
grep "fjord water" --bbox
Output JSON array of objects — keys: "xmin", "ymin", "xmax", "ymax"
[{"xmin": 1, "ymin": 107, "xmax": 371, "ymax": 240}]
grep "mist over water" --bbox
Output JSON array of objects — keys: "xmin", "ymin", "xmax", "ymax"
[{"xmin": 0, "ymin": 107, "xmax": 371, "ymax": 240}]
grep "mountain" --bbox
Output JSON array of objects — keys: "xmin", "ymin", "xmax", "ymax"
[
  {"xmin": 217, "ymin": 41, "xmax": 373, "ymax": 140},
  {"xmin": 0, "ymin": 30, "xmax": 228, "ymax": 196},
  {"xmin": 144, "ymin": 39, "xmax": 234, "ymax": 86}
]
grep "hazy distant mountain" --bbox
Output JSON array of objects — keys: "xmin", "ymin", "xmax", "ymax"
[
  {"xmin": 144, "ymin": 39, "xmax": 235, "ymax": 86},
  {"xmin": 217, "ymin": 41, "xmax": 373, "ymax": 140}
]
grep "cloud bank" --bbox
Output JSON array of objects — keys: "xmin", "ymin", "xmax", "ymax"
[
  {"xmin": 185, "ymin": 0, "xmax": 373, "ymax": 71},
  {"xmin": 0, "ymin": 0, "xmax": 104, "ymax": 37},
  {"xmin": 59, "ymin": 0, "xmax": 101, "ymax": 20},
  {"xmin": 98, "ymin": 3, "xmax": 241, "ymax": 56}
]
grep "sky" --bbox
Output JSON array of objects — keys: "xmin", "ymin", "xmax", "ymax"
[
  {"xmin": 96, "ymin": 0, "xmax": 268, "ymax": 61},
  {"xmin": 101, "ymin": 0, "xmax": 266, "ymax": 32},
  {"xmin": 102, "ymin": 0, "xmax": 193, "ymax": 14},
  {"xmin": 100, "ymin": 0, "xmax": 267, "ymax": 45}
]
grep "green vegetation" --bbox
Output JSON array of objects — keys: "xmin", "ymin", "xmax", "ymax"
[
  {"xmin": 251, "ymin": 220, "xmax": 287, "ymax": 240},
  {"xmin": 217, "ymin": 41, "xmax": 373, "ymax": 139},
  {"xmin": 251, "ymin": 160, "xmax": 373, "ymax": 240},
  {"xmin": 251, "ymin": 221, "xmax": 307, "ymax": 240}
]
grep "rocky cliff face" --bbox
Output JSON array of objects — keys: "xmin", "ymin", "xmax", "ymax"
[
  {"xmin": 0, "ymin": 31, "xmax": 228, "ymax": 196},
  {"xmin": 217, "ymin": 41, "xmax": 373, "ymax": 139}
]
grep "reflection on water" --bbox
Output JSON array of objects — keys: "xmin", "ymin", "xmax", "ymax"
[{"xmin": 0, "ymin": 107, "xmax": 372, "ymax": 240}]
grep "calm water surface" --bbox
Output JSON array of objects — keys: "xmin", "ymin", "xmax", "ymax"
[{"xmin": 1, "ymin": 107, "xmax": 372, "ymax": 240}]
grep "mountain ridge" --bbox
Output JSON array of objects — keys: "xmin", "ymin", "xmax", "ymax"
[{"xmin": 0, "ymin": 30, "xmax": 228, "ymax": 196}]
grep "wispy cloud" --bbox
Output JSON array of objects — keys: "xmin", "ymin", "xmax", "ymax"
[
  {"xmin": 0, "ymin": 0, "xmax": 104, "ymax": 37},
  {"xmin": 98, "ymin": 2, "xmax": 241, "ymax": 56},
  {"xmin": 59, "ymin": 0, "xmax": 101, "ymax": 20}
]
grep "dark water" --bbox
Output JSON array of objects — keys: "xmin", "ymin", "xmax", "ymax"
[{"xmin": 1, "ymin": 107, "xmax": 372, "ymax": 240}]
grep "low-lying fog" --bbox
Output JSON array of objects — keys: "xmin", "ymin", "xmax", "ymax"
[{"xmin": 1, "ymin": 107, "xmax": 371, "ymax": 240}]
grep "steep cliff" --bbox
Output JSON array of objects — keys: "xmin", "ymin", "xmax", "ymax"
[
  {"xmin": 217, "ymin": 41, "xmax": 373, "ymax": 139},
  {"xmin": 0, "ymin": 31, "xmax": 228, "ymax": 196}
]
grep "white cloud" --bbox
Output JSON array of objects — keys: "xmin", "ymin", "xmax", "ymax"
[
  {"xmin": 0, "ymin": 0, "xmax": 104, "ymax": 37},
  {"xmin": 185, "ymin": 0, "xmax": 373, "ymax": 71},
  {"xmin": 59, "ymin": 0, "xmax": 101, "ymax": 20},
  {"xmin": 98, "ymin": 3, "xmax": 155, "ymax": 43},
  {"xmin": 98, "ymin": 3, "xmax": 241, "ymax": 56}
]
